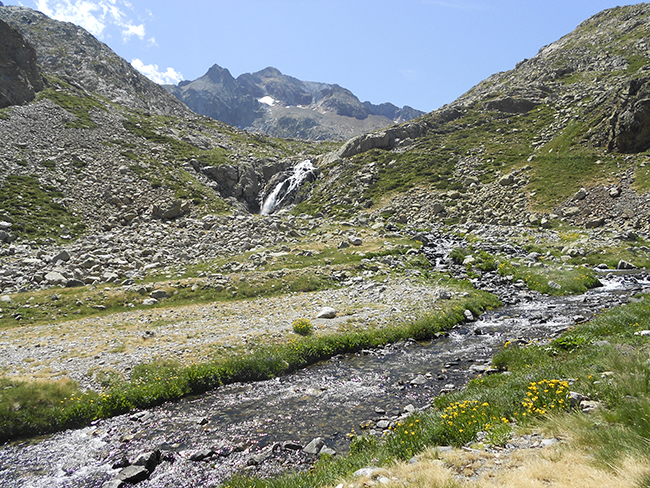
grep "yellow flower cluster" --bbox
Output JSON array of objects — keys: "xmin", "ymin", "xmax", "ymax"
[
  {"xmin": 292, "ymin": 317, "xmax": 313, "ymax": 336},
  {"xmin": 440, "ymin": 400, "xmax": 509, "ymax": 440},
  {"xmin": 521, "ymin": 379, "xmax": 570, "ymax": 416}
]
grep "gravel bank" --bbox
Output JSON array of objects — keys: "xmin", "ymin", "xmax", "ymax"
[{"xmin": 0, "ymin": 274, "xmax": 443, "ymax": 390}]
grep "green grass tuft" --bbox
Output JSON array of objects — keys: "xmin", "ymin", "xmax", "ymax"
[{"xmin": 0, "ymin": 175, "xmax": 86, "ymax": 242}]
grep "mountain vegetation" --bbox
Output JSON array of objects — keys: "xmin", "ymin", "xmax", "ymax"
[{"xmin": 2, "ymin": 3, "xmax": 650, "ymax": 488}]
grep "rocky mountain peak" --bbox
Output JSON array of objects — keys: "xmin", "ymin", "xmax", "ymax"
[
  {"xmin": 206, "ymin": 64, "xmax": 237, "ymax": 85},
  {"xmin": 165, "ymin": 64, "xmax": 424, "ymax": 140}
]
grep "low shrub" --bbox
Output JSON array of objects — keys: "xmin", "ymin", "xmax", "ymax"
[{"xmin": 292, "ymin": 318, "xmax": 313, "ymax": 336}]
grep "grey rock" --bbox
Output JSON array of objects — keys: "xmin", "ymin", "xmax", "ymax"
[
  {"xmin": 540, "ymin": 438, "xmax": 560, "ymax": 448},
  {"xmin": 102, "ymin": 480, "xmax": 126, "ymax": 488},
  {"xmin": 44, "ymin": 271, "xmax": 65, "ymax": 284},
  {"xmin": 116, "ymin": 465, "xmax": 150, "ymax": 483},
  {"xmin": 102, "ymin": 271, "xmax": 120, "ymax": 282},
  {"xmin": 410, "ymin": 374, "xmax": 428, "ymax": 385},
  {"xmin": 580, "ymin": 400, "xmax": 602, "ymax": 413},
  {"xmin": 189, "ymin": 449, "xmax": 215, "ymax": 462},
  {"xmin": 51, "ymin": 250, "xmax": 71, "ymax": 263},
  {"xmin": 569, "ymin": 391, "xmax": 587, "ymax": 408},
  {"xmin": 303, "ymin": 437, "xmax": 325, "ymax": 454},
  {"xmin": 316, "ymin": 307, "xmax": 337, "ymax": 319},
  {"xmin": 152, "ymin": 200, "xmax": 188, "ymax": 220},
  {"xmin": 437, "ymin": 289, "xmax": 452, "ymax": 300},
  {"xmin": 132, "ymin": 449, "xmax": 160, "ymax": 472},
  {"xmin": 563, "ymin": 206, "xmax": 581, "ymax": 217},
  {"xmin": 319, "ymin": 446, "xmax": 336, "ymax": 456},
  {"xmin": 354, "ymin": 467, "xmax": 382, "ymax": 478},
  {"xmin": 585, "ymin": 218, "xmax": 605, "ymax": 229},
  {"xmin": 281, "ymin": 441, "xmax": 302, "ymax": 450},
  {"xmin": 574, "ymin": 188, "xmax": 587, "ymax": 200},
  {"xmin": 498, "ymin": 174, "xmax": 515, "ymax": 186},
  {"xmin": 150, "ymin": 289, "xmax": 170, "ymax": 300},
  {"xmin": 348, "ymin": 236, "xmax": 363, "ymax": 246},
  {"xmin": 617, "ymin": 260, "xmax": 637, "ymax": 270},
  {"xmin": 142, "ymin": 298, "xmax": 158, "ymax": 306},
  {"xmin": 376, "ymin": 420, "xmax": 391, "ymax": 429},
  {"xmin": 463, "ymin": 309, "xmax": 475, "ymax": 321}
]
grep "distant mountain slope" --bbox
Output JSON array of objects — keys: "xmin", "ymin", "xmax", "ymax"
[
  {"xmin": 298, "ymin": 3, "xmax": 650, "ymax": 232},
  {"xmin": 164, "ymin": 65, "xmax": 424, "ymax": 140},
  {"xmin": 2, "ymin": 2, "xmax": 650, "ymax": 244},
  {"xmin": 0, "ymin": 6, "xmax": 189, "ymax": 116},
  {"xmin": 0, "ymin": 6, "xmax": 335, "ymax": 245}
]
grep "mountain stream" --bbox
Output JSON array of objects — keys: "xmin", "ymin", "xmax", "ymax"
[{"xmin": 1, "ymin": 240, "xmax": 649, "ymax": 488}]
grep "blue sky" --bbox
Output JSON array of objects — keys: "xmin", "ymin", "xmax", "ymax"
[{"xmin": 3, "ymin": 0, "xmax": 635, "ymax": 112}]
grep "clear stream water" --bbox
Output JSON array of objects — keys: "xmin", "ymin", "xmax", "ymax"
[{"xmin": 1, "ymin": 270, "xmax": 648, "ymax": 487}]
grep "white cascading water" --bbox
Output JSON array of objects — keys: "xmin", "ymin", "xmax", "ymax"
[{"xmin": 260, "ymin": 159, "xmax": 315, "ymax": 215}]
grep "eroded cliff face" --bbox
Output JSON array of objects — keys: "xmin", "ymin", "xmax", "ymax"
[{"xmin": 0, "ymin": 18, "xmax": 44, "ymax": 108}]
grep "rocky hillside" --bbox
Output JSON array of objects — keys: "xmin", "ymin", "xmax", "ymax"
[
  {"xmin": 164, "ymin": 65, "xmax": 424, "ymax": 140},
  {"xmin": 0, "ymin": 6, "xmax": 338, "ymax": 244},
  {"xmin": 0, "ymin": 7, "xmax": 188, "ymax": 117},
  {"xmin": 1, "ymin": 4, "xmax": 650, "ymax": 295},
  {"xmin": 298, "ymin": 3, "xmax": 650, "ymax": 234}
]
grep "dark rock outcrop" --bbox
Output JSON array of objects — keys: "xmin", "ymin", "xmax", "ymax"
[
  {"xmin": 0, "ymin": 18, "xmax": 43, "ymax": 108},
  {"xmin": 608, "ymin": 77, "xmax": 650, "ymax": 153}
]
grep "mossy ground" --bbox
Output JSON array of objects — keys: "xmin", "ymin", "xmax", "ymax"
[{"xmin": 0, "ymin": 175, "xmax": 86, "ymax": 242}]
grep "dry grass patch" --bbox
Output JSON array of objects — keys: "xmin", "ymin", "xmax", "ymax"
[{"xmin": 335, "ymin": 443, "xmax": 648, "ymax": 488}]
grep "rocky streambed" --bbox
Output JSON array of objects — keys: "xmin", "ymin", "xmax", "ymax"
[{"xmin": 1, "ymin": 263, "xmax": 648, "ymax": 488}]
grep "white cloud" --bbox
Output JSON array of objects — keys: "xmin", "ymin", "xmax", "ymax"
[
  {"xmin": 122, "ymin": 22, "xmax": 145, "ymax": 40},
  {"xmin": 131, "ymin": 58, "xmax": 183, "ymax": 85},
  {"xmin": 34, "ymin": 0, "xmax": 146, "ymax": 41}
]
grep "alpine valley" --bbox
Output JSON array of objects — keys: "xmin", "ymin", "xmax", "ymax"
[{"xmin": 2, "ymin": 4, "xmax": 650, "ymax": 488}]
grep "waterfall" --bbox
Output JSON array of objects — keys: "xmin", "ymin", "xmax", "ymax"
[{"xmin": 260, "ymin": 160, "xmax": 315, "ymax": 215}]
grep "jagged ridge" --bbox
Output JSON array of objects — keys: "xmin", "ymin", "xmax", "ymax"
[{"xmin": 164, "ymin": 64, "xmax": 424, "ymax": 140}]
